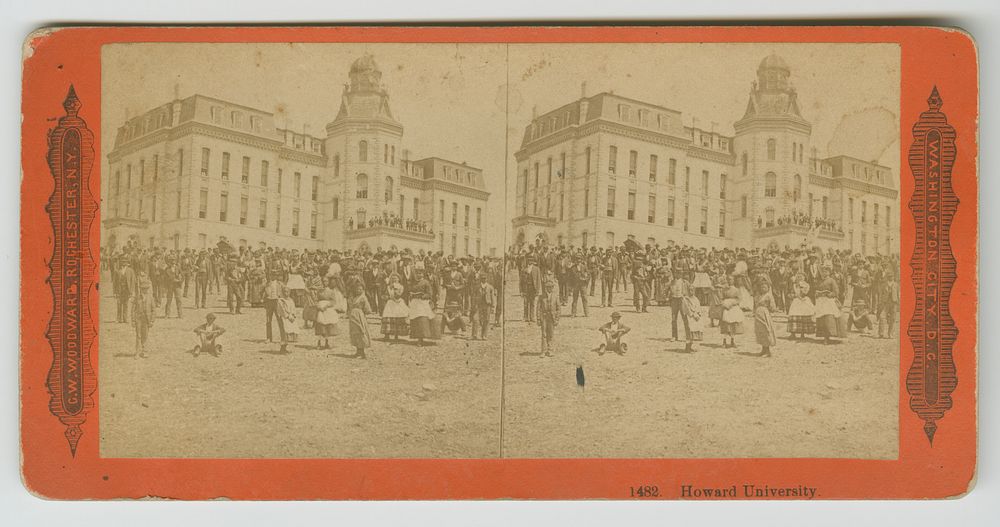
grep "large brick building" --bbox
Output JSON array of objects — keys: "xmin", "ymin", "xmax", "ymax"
[
  {"xmin": 512, "ymin": 53, "xmax": 898, "ymax": 255},
  {"xmin": 103, "ymin": 55, "xmax": 490, "ymax": 255}
]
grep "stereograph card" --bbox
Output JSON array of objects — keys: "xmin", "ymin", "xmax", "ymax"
[{"xmin": 19, "ymin": 26, "xmax": 978, "ymax": 500}]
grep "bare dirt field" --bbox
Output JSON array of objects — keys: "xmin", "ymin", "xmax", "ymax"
[
  {"xmin": 501, "ymin": 275, "xmax": 899, "ymax": 459},
  {"xmin": 99, "ymin": 280, "xmax": 501, "ymax": 458}
]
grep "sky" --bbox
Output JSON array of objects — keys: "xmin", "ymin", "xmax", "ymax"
[{"xmin": 102, "ymin": 42, "xmax": 899, "ymax": 247}]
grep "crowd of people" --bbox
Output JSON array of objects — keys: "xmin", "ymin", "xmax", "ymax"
[
  {"xmin": 759, "ymin": 211, "xmax": 843, "ymax": 233},
  {"xmin": 346, "ymin": 212, "xmax": 433, "ymax": 234},
  {"xmin": 102, "ymin": 242, "xmax": 503, "ymax": 359},
  {"xmin": 509, "ymin": 234, "xmax": 899, "ymax": 358}
]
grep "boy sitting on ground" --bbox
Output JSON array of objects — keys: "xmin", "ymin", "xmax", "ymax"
[
  {"xmin": 596, "ymin": 311, "xmax": 631, "ymax": 355},
  {"xmin": 193, "ymin": 313, "xmax": 226, "ymax": 356}
]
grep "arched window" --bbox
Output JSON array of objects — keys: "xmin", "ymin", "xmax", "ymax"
[
  {"xmin": 333, "ymin": 155, "xmax": 340, "ymax": 178},
  {"xmin": 741, "ymin": 152, "xmax": 748, "ymax": 177},
  {"xmin": 793, "ymin": 174, "xmax": 802, "ymax": 201},
  {"xmin": 356, "ymin": 173, "xmax": 368, "ymax": 199},
  {"xmin": 766, "ymin": 139, "xmax": 776, "ymax": 161},
  {"xmin": 359, "ymin": 140, "xmax": 368, "ymax": 162},
  {"xmin": 384, "ymin": 176, "xmax": 393, "ymax": 202},
  {"xmin": 764, "ymin": 172, "xmax": 777, "ymax": 197}
]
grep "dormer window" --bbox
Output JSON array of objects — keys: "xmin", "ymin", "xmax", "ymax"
[
  {"xmin": 231, "ymin": 111, "xmax": 243, "ymax": 128},
  {"xmin": 211, "ymin": 106, "xmax": 222, "ymax": 124},
  {"xmin": 250, "ymin": 116, "xmax": 262, "ymax": 132},
  {"xmin": 618, "ymin": 104, "xmax": 632, "ymax": 122}
]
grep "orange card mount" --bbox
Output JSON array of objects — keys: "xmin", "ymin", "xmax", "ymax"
[{"xmin": 20, "ymin": 26, "xmax": 978, "ymax": 500}]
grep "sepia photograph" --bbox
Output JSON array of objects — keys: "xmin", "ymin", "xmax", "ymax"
[
  {"xmin": 502, "ymin": 43, "xmax": 902, "ymax": 458},
  {"xmin": 98, "ymin": 43, "xmax": 508, "ymax": 458}
]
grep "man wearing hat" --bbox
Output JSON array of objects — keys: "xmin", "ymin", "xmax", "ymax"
[
  {"xmin": 631, "ymin": 255, "xmax": 650, "ymax": 313},
  {"xmin": 520, "ymin": 256, "xmax": 540, "ymax": 322},
  {"xmin": 163, "ymin": 256, "xmax": 183, "ymax": 318}
]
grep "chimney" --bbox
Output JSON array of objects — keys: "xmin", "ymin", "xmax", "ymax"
[
  {"xmin": 581, "ymin": 81, "xmax": 587, "ymax": 98},
  {"xmin": 532, "ymin": 105, "xmax": 537, "ymax": 120}
]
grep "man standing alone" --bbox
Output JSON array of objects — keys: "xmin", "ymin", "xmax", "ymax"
[{"xmin": 263, "ymin": 272, "xmax": 288, "ymax": 351}]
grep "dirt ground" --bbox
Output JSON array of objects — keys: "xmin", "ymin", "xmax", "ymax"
[
  {"xmin": 501, "ymin": 274, "xmax": 899, "ymax": 459},
  {"xmin": 100, "ymin": 272, "xmax": 897, "ymax": 460},
  {"xmin": 99, "ymin": 279, "xmax": 501, "ymax": 458}
]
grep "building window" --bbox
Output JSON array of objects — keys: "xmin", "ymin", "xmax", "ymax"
[
  {"xmin": 294, "ymin": 172, "xmax": 302, "ymax": 198},
  {"xmin": 609, "ymin": 146, "xmax": 617, "ymax": 174},
  {"xmin": 700, "ymin": 207, "xmax": 708, "ymax": 234},
  {"xmin": 559, "ymin": 194, "xmax": 565, "ymax": 221},
  {"xmin": 357, "ymin": 208, "xmax": 366, "ymax": 226},
  {"xmin": 292, "ymin": 209, "xmax": 300, "ymax": 236},
  {"xmin": 333, "ymin": 155, "xmax": 340, "ymax": 178},
  {"xmin": 546, "ymin": 194, "xmax": 551, "ymax": 218},
  {"xmin": 584, "ymin": 188, "xmax": 589, "ymax": 217},
  {"xmin": 332, "ymin": 197, "xmax": 339, "ymax": 219},
  {"xmin": 477, "ymin": 239, "xmax": 481, "ymax": 257},
  {"xmin": 765, "ymin": 207, "xmax": 775, "ymax": 227},
  {"xmin": 767, "ymin": 139, "xmax": 776, "ymax": 160},
  {"xmin": 451, "ymin": 234, "xmax": 457, "ymax": 256},
  {"xmin": 810, "ymin": 193, "xmax": 815, "ymax": 217},
  {"xmin": 521, "ymin": 169, "xmax": 529, "ymax": 215},
  {"xmin": 211, "ymin": 106, "xmax": 222, "ymax": 123},
  {"xmin": 221, "ymin": 152, "xmax": 230, "ymax": 180},
  {"xmin": 414, "ymin": 198, "xmax": 420, "ymax": 220},
  {"xmin": 649, "ymin": 154, "xmax": 658, "ymax": 182},
  {"xmin": 200, "ymin": 148, "xmax": 209, "ymax": 176},
  {"xmin": 439, "ymin": 200, "xmax": 445, "ymax": 223},
  {"xmin": 792, "ymin": 141, "xmax": 797, "ymax": 162},
  {"xmin": 628, "ymin": 150, "xmax": 638, "ymax": 177},
  {"xmin": 356, "ymin": 173, "xmax": 368, "ymax": 199},
  {"xmin": 452, "ymin": 202, "xmax": 458, "ymax": 225},
  {"xmin": 799, "ymin": 144, "xmax": 805, "ymax": 164},
  {"xmin": 391, "ymin": 146, "xmax": 396, "ymax": 165},
  {"xmin": 874, "ymin": 204, "xmax": 880, "ymax": 226},
  {"xmin": 476, "ymin": 207, "xmax": 482, "ymax": 229},
  {"xmin": 198, "ymin": 188, "xmax": 207, "ymax": 219},
  {"xmin": 177, "ymin": 149, "xmax": 184, "ymax": 178},
  {"xmin": 240, "ymin": 195, "xmax": 248, "ymax": 225},
  {"xmin": 582, "ymin": 231, "xmax": 589, "ymax": 248},
  {"xmin": 259, "ymin": 200, "xmax": 267, "ymax": 228},
  {"xmin": 741, "ymin": 152, "xmax": 748, "ymax": 177},
  {"xmin": 260, "ymin": 160, "xmax": 269, "ymax": 187},
  {"xmin": 176, "ymin": 191, "xmax": 182, "ymax": 219},
  {"xmin": 585, "ymin": 146, "xmax": 592, "ymax": 174},
  {"xmin": 241, "ymin": 156, "xmax": 250, "ymax": 184},
  {"xmin": 822, "ymin": 196, "xmax": 829, "ymax": 218},
  {"xmin": 683, "ymin": 203, "xmax": 689, "ymax": 231},
  {"xmin": 277, "ymin": 169, "xmax": 283, "ymax": 193},
  {"xmin": 384, "ymin": 176, "xmax": 393, "ymax": 202},
  {"xmin": 627, "ymin": 191, "xmax": 636, "ymax": 220},
  {"xmin": 793, "ymin": 174, "xmax": 802, "ymax": 201},
  {"xmin": 560, "ymin": 152, "xmax": 566, "ymax": 179},
  {"xmin": 764, "ymin": 172, "xmax": 777, "ymax": 197},
  {"xmin": 547, "ymin": 157, "xmax": 553, "ymax": 184},
  {"xmin": 886, "ymin": 206, "xmax": 891, "ymax": 230},
  {"xmin": 648, "ymin": 195, "xmax": 656, "ymax": 223},
  {"xmin": 219, "ymin": 191, "xmax": 228, "ymax": 222},
  {"xmin": 384, "ymin": 143, "xmax": 389, "ymax": 163},
  {"xmin": 310, "ymin": 212, "xmax": 318, "ymax": 239},
  {"xmin": 533, "ymin": 162, "xmax": 539, "ymax": 190},
  {"xmin": 464, "ymin": 205, "xmax": 470, "ymax": 227},
  {"xmin": 606, "ymin": 187, "xmax": 616, "ymax": 217},
  {"xmin": 684, "ymin": 167, "xmax": 690, "ymax": 192},
  {"xmin": 667, "ymin": 198, "xmax": 675, "ymax": 226},
  {"xmin": 464, "ymin": 236, "xmax": 469, "ymax": 256},
  {"xmin": 359, "ymin": 140, "xmax": 368, "ymax": 162},
  {"xmin": 153, "ymin": 154, "xmax": 158, "ymax": 180},
  {"xmin": 720, "ymin": 174, "xmax": 727, "ymax": 199},
  {"xmin": 701, "ymin": 170, "xmax": 709, "ymax": 197},
  {"xmin": 668, "ymin": 158, "xmax": 677, "ymax": 185},
  {"xmin": 741, "ymin": 195, "xmax": 748, "ymax": 218},
  {"xmin": 150, "ymin": 193, "xmax": 156, "ymax": 221},
  {"xmin": 230, "ymin": 111, "xmax": 243, "ymax": 128},
  {"xmin": 276, "ymin": 205, "xmax": 281, "ymax": 233},
  {"xmin": 849, "ymin": 197, "xmax": 855, "ymax": 222},
  {"xmin": 439, "ymin": 232, "xmax": 445, "ymax": 251},
  {"xmin": 719, "ymin": 211, "xmax": 726, "ymax": 237},
  {"xmin": 862, "ymin": 201, "xmax": 867, "ymax": 223}
]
